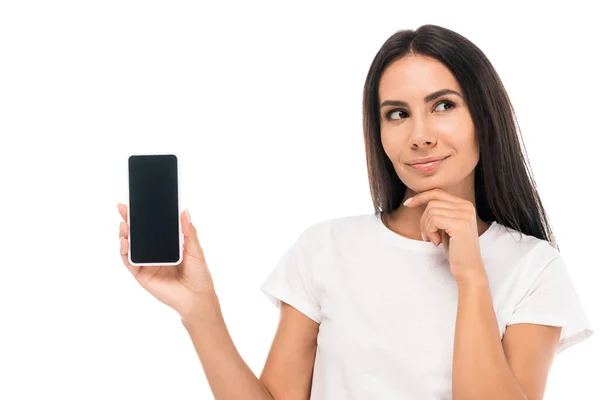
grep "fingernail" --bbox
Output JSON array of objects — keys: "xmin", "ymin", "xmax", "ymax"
[
  {"xmin": 185, "ymin": 209, "xmax": 191, "ymax": 223},
  {"xmin": 403, "ymin": 197, "xmax": 413, "ymax": 206},
  {"xmin": 421, "ymin": 233, "xmax": 426, "ymax": 241}
]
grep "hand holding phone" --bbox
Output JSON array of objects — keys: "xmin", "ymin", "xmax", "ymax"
[
  {"xmin": 118, "ymin": 154, "xmax": 216, "ymax": 318},
  {"xmin": 118, "ymin": 203, "xmax": 216, "ymax": 317}
]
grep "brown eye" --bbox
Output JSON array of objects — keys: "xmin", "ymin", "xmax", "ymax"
[
  {"xmin": 385, "ymin": 109, "xmax": 408, "ymax": 120},
  {"xmin": 434, "ymin": 100, "xmax": 455, "ymax": 112}
]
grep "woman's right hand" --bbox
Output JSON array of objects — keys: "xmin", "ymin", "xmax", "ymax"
[{"xmin": 117, "ymin": 203, "xmax": 217, "ymax": 318}]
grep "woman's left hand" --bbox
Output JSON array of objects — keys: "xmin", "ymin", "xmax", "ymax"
[{"xmin": 403, "ymin": 188, "xmax": 487, "ymax": 284}]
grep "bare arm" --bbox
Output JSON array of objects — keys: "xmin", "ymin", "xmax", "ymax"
[
  {"xmin": 453, "ymin": 272, "xmax": 559, "ymax": 400},
  {"xmin": 182, "ymin": 292, "xmax": 319, "ymax": 400},
  {"xmin": 260, "ymin": 301, "xmax": 319, "ymax": 399},
  {"xmin": 452, "ymin": 274, "xmax": 527, "ymax": 399},
  {"xmin": 181, "ymin": 290, "xmax": 275, "ymax": 400},
  {"xmin": 118, "ymin": 204, "xmax": 317, "ymax": 399}
]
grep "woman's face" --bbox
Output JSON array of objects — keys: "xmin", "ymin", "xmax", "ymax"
[{"xmin": 378, "ymin": 54, "xmax": 479, "ymax": 196}]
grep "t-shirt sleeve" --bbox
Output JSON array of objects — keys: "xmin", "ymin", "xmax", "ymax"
[
  {"xmin": 506, "ymin": 253, "xmax": 595, "ymax": 355},
  {"xmin": 260, "ymin": 228, "xmax": 321, "ymax": 324}
]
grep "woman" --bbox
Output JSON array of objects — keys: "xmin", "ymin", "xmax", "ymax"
[{"xmin": 117, "ymin": 25, "xmax": 594, "ymax": 399}]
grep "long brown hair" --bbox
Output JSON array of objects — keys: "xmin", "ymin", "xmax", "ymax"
[{"xmin": 363, "ymin": 24, "xmax": 558, "ymax": 250}]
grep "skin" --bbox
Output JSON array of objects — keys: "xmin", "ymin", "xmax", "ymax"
[{"xmin": 378, "ymin": 53, "xmax": 491, "ymax": 241}]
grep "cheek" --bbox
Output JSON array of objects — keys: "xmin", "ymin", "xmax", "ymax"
[
  {"xmin": 442, "ymin": 127, "xmax": 479, "ymax": 171},
  {"xmin": 435, "ymin": 115, "xmax": 463, "ymax": 135},
  {"xmin": 435, "ymin": 117, "xmax": 479, "ymax": 177},
  {"xmin": 435, "ymin": 110, "xmax": 474, "ymax": 139},
  {"xmin": 437, "ymin": 115, "xmax": 476, "ymax": 151},
  {"xmin": 380, "ymin": 129, "xmax": 401, "ymax": 159}
]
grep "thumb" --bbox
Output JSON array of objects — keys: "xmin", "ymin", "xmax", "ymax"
[{"xmin": 181, "ymin": 209, "xmax": 206, "ymax": 263}]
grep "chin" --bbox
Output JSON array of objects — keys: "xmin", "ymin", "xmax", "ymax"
[{"xmin": 402, "ymin": 178, "xmax": 457, "ymax": 194}]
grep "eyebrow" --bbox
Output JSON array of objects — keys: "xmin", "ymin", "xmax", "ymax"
[{"xmin": 379, "ymin": 89, "xmax": 463, "ymax": 109}]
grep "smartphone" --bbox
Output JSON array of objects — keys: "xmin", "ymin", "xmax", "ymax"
[{"xmin": 127, "ymin": 153, "xmax": 183, "ymax": 266}]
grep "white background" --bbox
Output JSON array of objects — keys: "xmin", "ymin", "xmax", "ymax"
[{"xmin": 1, "ymin": 1, "xmax": 598, "ymax": 399}]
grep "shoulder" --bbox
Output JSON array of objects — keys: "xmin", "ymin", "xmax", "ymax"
[
  {"xmin": 297, "ymin": 212, "xmax": 376, "ymax": 244},
  {"xmin": 490, "ymin": 222, "xmax": 559, "ymax": 262},
  {"xmin": 490, "ymin": 222, "xmax": 565, "ymax": 284}
]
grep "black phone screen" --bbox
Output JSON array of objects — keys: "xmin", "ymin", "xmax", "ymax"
[{"xmin": 128, "ymin": 154, "xmax": 181, "ymax": 265}]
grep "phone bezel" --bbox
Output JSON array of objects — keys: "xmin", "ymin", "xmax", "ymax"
[{"xmin": 127, "ymin": 152, "xmax": 183, "ymax": 267}]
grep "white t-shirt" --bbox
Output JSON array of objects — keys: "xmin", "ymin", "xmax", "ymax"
[{"xmin": 260, "ymin": 212, "xmax": 595, "ymax": 400}]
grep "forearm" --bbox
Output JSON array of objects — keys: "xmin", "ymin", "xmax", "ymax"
[
  {"xmin": 181, "ymin": 291, "xmax": 274, "ymax": 400},
  {"xmin": 452, "ymin": 273, "xmax": 527, "ymax": 400}
]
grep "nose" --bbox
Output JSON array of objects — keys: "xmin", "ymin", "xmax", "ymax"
[{"xmin": 410, "ymin": 130, "xmax": 437, "ymax": 148}]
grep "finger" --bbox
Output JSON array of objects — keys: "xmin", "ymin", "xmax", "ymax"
[
  {"xmin": 421, "ymin": 217, "xmax": 442, "ymax": 246},
  {"xmin": 119, "ymin": 236, "xmax": 141, "ymax": 276},
  {"xmin": 181, "ymin": 209, "xmax": 206, "ymax": 263},
  {"xmin": 404, "ymin": 188, "xmax": 463, "ymax": 208},
  {"xmin": 421, "ymin": 200, "xmax": 456, "ymax": 211},
  {"xmin": 119, "ymin": 221, "xmax": 129, "ymax": 239},
  {"xmin": 425, "ymin": 215, "xmax": 463, "ymax": 246},
  {"xmin": 424, "ymin": 223, "xmax": 442, "ymax": 247},
  {"xmin": 117, "ymin": 203, "xmax": 128, "ymax": 222},
  {"xmin": 421, "ymin": 200, "xmax": 460, "ymax": 231},
  {"xmin": 421, "ymin": 205, "xmax": 455, "ymax": 245},
  {"xmin": 441, "ymin": 230, "xmax": 450, "ymax": 250},
  {"xmin": 421, "ymin": 209, "xmax": 439, "ymax": 247}
]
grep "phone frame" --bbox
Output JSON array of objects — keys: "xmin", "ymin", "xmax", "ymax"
[{"xmin": 127, "ymin": 152, "xmax": 183, "ymax": 267}]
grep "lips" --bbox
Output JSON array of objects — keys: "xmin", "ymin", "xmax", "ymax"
[
  {"xmin": 407, "ymin": 155, "xmax": 450, "ymax": 166},
  {"xmin": 407, "ymin": 156, "xmax": 448, "ymax": 173}
]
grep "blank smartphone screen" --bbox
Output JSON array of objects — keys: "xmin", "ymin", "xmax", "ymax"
[{"xmin": 128, "ymin": 154, "xmax": 180, "ymax": 265}]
